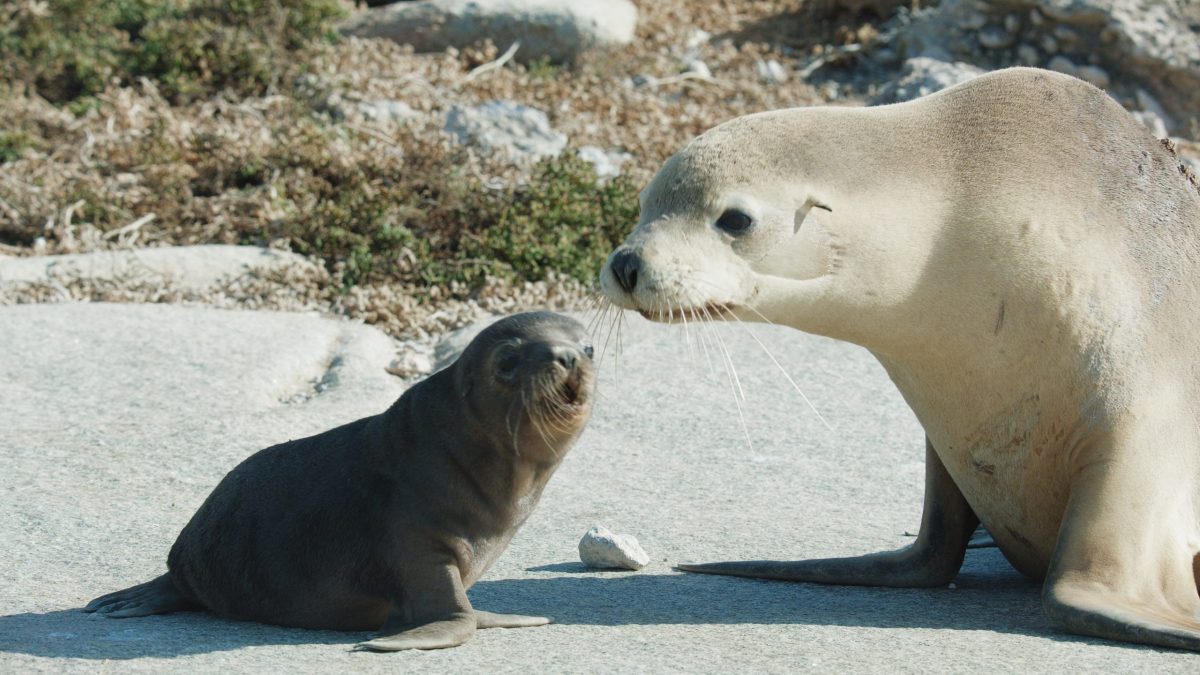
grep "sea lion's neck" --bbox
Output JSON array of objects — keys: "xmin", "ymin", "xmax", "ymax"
[{"xmin": 386, "ymin": 370, "xmax": 563, "ymax": 528}]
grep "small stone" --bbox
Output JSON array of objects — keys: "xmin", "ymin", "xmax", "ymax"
[
  {"xmin": 443, "ymin": 101, "xmax": 567, "ymax": 162},
  {"xmin": 1016, "ymin": 44, "xmax": 1039, "ymax": 66},
  {"xmin": 579, "ymin": 526, "xmax": 649, "ymax": 571},
  {"xmin": 686, "ymin": 28, "xmax": 711, "ymax": 51},
  {"xmin": 1047, "ymin": 55, "xmax": 1077, "ymax": 77},
  {"xmin": 958, "ymin": 11, "xmax": 986, "ymax": 30},
  {"xmin": 1131, "ymin": 111, "xmax": 1168, "ymax": 138},
  {"xmin": 1040, "ymin": 34, "xmax": 1059, "ymax": 54},
  {"xmin": 386, "ymin": 347, "xmax": 435, "ymax": 380},
  {"xmin": 683, "ymin": 59, "xmax": 712, "ymax": 79},
  {"xmin": 978, "ymin": 25, "xmax": 1015, "ymax": 50},
  {"xmin": 1052, "ymin": 25, "xmax": 1078, "ymax": 49},
  {"xmin": 1028, "ymin": 8, "xmax": 1043, "ymax": 27},
  {"xmin": 756, "ymin": 59, "xmax": 787, "ymax": 84},
  {"xmin": 577, "ymin": 145, "xmax": 632, "ymax": 179},
  {"xmin": 1003, "ymin": 14, "xmax": 1021, "ymax": 34},
  {"xmin": 1075, "ymin": 65, "xmax": 1110, "ymax": 89}
]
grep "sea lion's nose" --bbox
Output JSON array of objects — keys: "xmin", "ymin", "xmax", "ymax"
[
  {"xmin": 610, "ymin": 248, "xmax": 640, "ymax": 294},
  {"xmin": 551, "ymin": 345, "xmax": 578, "ymax": 371}
]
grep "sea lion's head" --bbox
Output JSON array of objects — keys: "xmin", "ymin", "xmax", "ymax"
[
  {"xmin": 599, "ymin": 112, "xmax": 841, "ymax": 330},
  {"xmin": 454, "ymin": 312, "xmax": 596, "ymax": 461}
]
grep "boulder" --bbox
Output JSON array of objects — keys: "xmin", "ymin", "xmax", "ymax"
[
  {"xmin": 897, "ymin": 0, "xmax": 1200, "ymax": 133},
  {"xmin": 339, "ymin": 0, "xmax": 638, "ymax": 65}
]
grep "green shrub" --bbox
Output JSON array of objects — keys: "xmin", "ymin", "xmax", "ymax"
[
  {"xmin": 0, "ymin": 131, "xmax": 33, "ymax": 163},
  {"xmin": 462, "ymin": 154, "xmax": 640, "ymax": 285},
  {"xmin": 0, "ymin": 0, "xmax": 344, "ymax": 103}
]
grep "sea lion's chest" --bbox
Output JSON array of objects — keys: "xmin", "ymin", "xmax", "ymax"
[{"xmin": 887, "ymin": 358, "xmax": 1086, "ymax": 579}]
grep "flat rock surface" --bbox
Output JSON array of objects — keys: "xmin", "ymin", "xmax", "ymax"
[
  {"xmin": 2, "ymin": 304, "xmax": 1197, "ymax": 671},
  {"xmin": 0, "ymin": 246, "xmax": 316, "ymax": 290}
]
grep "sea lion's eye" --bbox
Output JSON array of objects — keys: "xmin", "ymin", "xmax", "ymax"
[
  {"xmin": 495, "ymin": 350, "xmax": 521, "ymax": 379},
  {"xmin": 715, "ymin": 209, "xmax": 754, "ymax": 236},
  {"xmin": 582, "ymin": 342, "xmax": 595, "ymax": 359}
]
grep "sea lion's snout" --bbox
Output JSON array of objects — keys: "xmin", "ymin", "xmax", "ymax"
[
  {"xmin": 607, "ymin": 247, "xmax": 641, "ymax": 294},
  {"xmin": 535, "ymin": 339, "xmax": 594, "ymax": 407}
]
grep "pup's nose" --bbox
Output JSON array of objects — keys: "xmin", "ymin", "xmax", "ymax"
[
  {"xmin": 551, "ymin": 345, "xmax": 578, "ymax": 371},
  {"xmin": 609, "ymin": 248, "xmax": 640, "ymax": 295}
]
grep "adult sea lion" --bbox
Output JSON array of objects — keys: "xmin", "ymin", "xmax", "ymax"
[
  {"xmin": 599, "ymin": 67, "xmax": 1200, "ymax": 651},
  {"xmin": 85, "ymin": 311, "xmax": 596, "ymax": 652}
]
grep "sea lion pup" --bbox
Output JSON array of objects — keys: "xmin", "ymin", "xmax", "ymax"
[
  {"xmin": 599, "ymin": 67, "xmax": 1200, "ymax": 651},
  {"xmin": 85, "ymin": 312, "xmax": 596, "ymax": 652}
]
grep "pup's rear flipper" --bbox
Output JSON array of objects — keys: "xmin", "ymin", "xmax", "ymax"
[{"xmin": 83, "ymin": 573, "xmax": 198, "ymax": 618}]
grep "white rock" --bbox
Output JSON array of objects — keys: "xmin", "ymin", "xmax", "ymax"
[
  {"xmin": 978, "ymin": 25, "xmax": 1015, "ymax": 49},
  {"xmin": 756, "ymin": 59, "xmax": 788, "ymax": 84},
  {"xmin": 354, "ymin": 99, "xmax": 419, "ymax": 123},
  {"xmin": 1047, "ymin": 55, "xmax": 1078, "ymax": 76},
  {"xmin": 444, "ymin": 101, "xmax": 567, "ymax": 162},
  {"xmin": 339, "ymin": 0, "xmax": 638, "ymax": 64},
  {"xmin": 683, "ymin": 58, "xmax": 712, "ymax": 79},
  {"xmin": 1131, "ymin": 110, "xmax": 1168, "ymax": 138},
  {"xmin": 578, "ymin": 526, "xmax": 649, "ymax": 570},
  {"xmin": 1075, "ymin": 64, "xmax": 1111, "ymax": 88},
  {"xmin": 0, "ymin": 245, "xmax": 316, "ymax": 292},
  {"xmin": 1016, "ymin": 44, "xmax": 1040, "ymax": 65},
  {"xmin": 578, "ymin": 145, "xmax": 632, "ymax": 179}
]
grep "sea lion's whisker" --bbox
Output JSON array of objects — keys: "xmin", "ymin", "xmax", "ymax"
[
  {"xmin": 727, "ymin": 311, "xmax": 833, "ymax": 431},
  {"xmin": 703, "ymin": 305, "xmax": 746, "ymax": 401},
  {"xmin": 701, "ymin": 305, "xmax": 754, "ymax": 452}
]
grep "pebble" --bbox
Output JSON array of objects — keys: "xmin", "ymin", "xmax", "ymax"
[
  {"xmin": 1040, "ymin": 34, "xmax": 1059, "ymax": 54},
  {"xmin": 978, "ymin": 25, "xmax": 1015, "ymax": 50},
  {"xmin": 579, "ymin": 526, "xmax": 650, "ymax": 570},
  {"xmin": 684, "ymin": 59, "xmax": 712, "ymax": 79},
  {"xmin": 958, "ymin": 11, "xmax": 987, "ymax": 31},
  {"xmin": 1016, "ymin": 44, "xmax": 1039, "ymax": 66},
  {"xmin": 1047, "ymin": 55, "xmax": 1077, "ymax": 76},
  {"xmin": 1075, "ymin": 64, "xmax": 1110, "ymax": 89},
  {"xmin": 756, "ymin": 59, "xmax": 788, "ymax": 84}
]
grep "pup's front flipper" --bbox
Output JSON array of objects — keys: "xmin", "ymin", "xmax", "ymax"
[
  {"xmin": 83, "ymin": 573, "xmax": 198, "ymax": 618},
  {"xmin": 474, "ymin": 610, "xmax": 550, "ymax": 629},
  {"xmin": 358, "ymin": 562, "xmax": 476, "ymax": 652},
  {"xmin": 679, "ymin": 439, "xmax": 979, "ymax": 587}
]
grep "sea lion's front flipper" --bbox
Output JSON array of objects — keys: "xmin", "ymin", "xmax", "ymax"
[
  {"xmin": 1043, "ymin": 448, "xmax": 1200, "ymax": 651},
  {"xmin": 357, "ymin": 562, "xmax": 476, "ymax": 652},
  {"xmin": 678, "ymin": 438, "xmax": 979, "ymax": 587},
  {"xmin": 83, "ymin": 573, "xmax": 198, "ymax": 618},
  {"xmin": 474, "ymin": 610, "xmax": 551, "ymax": 629}
]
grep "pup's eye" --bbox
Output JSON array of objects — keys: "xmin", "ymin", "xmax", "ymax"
[
  {"xmin": 495, "ymin": 351, "xmax": 520, "ymax": 379},
  {"xmin": 582, "ymin": 342, "xmax": 595, "ymax": 359},
  {"xmin": 715, "ymin": 209, "xmax": 754, "ymax": 236}
]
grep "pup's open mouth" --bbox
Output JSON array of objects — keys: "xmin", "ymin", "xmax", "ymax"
[{"xmin": 637, "ymin": 301, "xmax": 732, "ymax": 323}]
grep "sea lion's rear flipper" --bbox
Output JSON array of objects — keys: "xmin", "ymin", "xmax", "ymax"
[
  {"xmin": 357, "ymin": 562, "xmax": 476, "ymax": 652},
  {"xmin": 678, "ymin": 439, "xmax": 980, "ymax": 587},
  {"xmin": 1043, "ymin": 449, "xmax": 1200, "ymax": 651},
  {"xmin": 473, "ymin": 610, "xmax": 550, "ymax": 628},
  {"xmin": 83, "ymin": 573, "xmax": 198, "ymax": 618}
]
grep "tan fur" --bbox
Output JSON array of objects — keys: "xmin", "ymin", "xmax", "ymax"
[{"xmin": 602, "ymin": 68, "xmax": 1200, "ymax": 650}]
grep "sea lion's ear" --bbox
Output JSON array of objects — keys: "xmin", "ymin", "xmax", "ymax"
[{"xmin": 793, "ymin": 199, "xmax": 832, "ymax": 235}]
